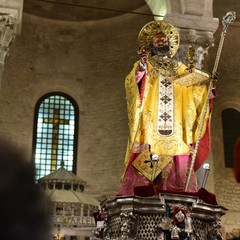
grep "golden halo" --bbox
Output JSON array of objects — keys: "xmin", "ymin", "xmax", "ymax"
[{"xmin": 138, "ymin": 20, "xmax": 180, "ymax": 58}]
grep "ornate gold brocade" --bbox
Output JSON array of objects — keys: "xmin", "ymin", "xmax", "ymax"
[
  {"xmin": 174, "ymin": 68, "xmax": 210, "ymax": 87},
  {"xmin": 123, "ymin": 61, "xmax": 210, "ymax": 173},
  {"xmin": 132, "ymin": 150, "xmax": 173, "ymax": 181}
]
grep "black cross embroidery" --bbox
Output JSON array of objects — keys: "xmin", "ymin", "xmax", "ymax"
[{"xmin": 144, "ymin": 153, "xmax": 159, "ymax": 168}]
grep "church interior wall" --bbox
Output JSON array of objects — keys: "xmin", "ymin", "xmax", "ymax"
[{"xmin": 0, "ymin": 0, "xmax": 239, "ymax": 236}]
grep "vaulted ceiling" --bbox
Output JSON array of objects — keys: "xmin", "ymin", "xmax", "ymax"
[{"xmin": 23, "ymin": 0, "xmax": 148, "ymax": 21}]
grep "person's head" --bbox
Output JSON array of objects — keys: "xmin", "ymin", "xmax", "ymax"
[
  {"xmin": 150, "ymin": 33, "xmax": 170, "ymax": 57},
  {"xmin": 0, "ymin": 138, "xmax": 51, "ymax": 240}
]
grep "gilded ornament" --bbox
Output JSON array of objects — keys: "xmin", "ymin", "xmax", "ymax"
[
  {"xmin": 138, "ymin": 20, "xmax": 180, "ymax": 58},
  {"xmin": 187, "ymin": 45, "xmax": 195, "ymax": 69}
]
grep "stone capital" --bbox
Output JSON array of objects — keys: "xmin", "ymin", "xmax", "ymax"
[
  {"xmin": 0, "ymin": 0, "xmax": 23, "ymax": 35},
  {"xmin": 0, "ymin": 1, "xmax": 23, "ymax": 89},
  {"xmin": 0, "ymin": 15, "xmax": 16, "ymax": 65},
  {"xmin": 162, "ymin": 0, "xmax": 219, "ymax": 69},
  {"xmin": 175, "ymin": 28, "xmax": 215, "ymax": 69}
]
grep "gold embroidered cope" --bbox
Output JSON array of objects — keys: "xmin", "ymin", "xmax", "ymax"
[{"xmin": 124, "ymin": 62, "xmax": 210, "ymax": 177}]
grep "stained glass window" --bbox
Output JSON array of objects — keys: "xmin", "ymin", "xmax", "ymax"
[
  {"xmin": 222, "ymin": 108, "xmax": 240, "ymax": 168},
  {"xmin": 33, "ymin": 93, "xmax": 79, "ymax": 180}
]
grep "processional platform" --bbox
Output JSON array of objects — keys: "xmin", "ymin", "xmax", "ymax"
[{"xmin": 94, "ymin": 191, "xmax": 227, "ymax": 240}]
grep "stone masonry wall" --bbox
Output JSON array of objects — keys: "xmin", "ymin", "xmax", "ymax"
[{"xmin": 0, "ymin": 7, "xmax": 152, "ymax": 200}]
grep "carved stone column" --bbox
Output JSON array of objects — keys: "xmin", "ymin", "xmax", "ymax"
[
  {"xmin": 0, "ymin": 15, "xmax": 16, "ymax": 88},
  {"xmin": 0, "ymin": 15, "xmax": 16, "ymax": 64},
  {"xmin": 160, "ymin": 0, "xmax": 219, "ymax": 190},
  {"xmin": 0, "ymin": 0, "xmax": 23, "ymax": 89},
  {"xmin": 164, "ymin": 0, "xmax": 219, "ymax": 69}
]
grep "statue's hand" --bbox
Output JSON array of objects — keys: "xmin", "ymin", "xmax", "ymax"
[
  {"xmin": 137, "ymin": 46, "xmax": 149, "ymax": 64},
  {"xmin": 211, "ymin": 72, "xmax": 219, "ymax": 81},
  {"xmin": 211, "ymin": 72, "xmax": 219, "ymax": 88}
]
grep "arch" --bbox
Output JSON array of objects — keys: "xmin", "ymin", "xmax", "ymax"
[
  {"xmin": 222, "ymin": 108, "xmax": 240, "ymax": 168},
  {"xmin": 32, "ymin": 92, "xmax": 79, "ymax": 180}
]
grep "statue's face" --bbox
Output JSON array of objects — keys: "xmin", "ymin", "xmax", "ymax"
[
  {"xmin": 153, "ymin": 33, "xmax": 169, "ymax": 47},
  {"xmin": 150, "ymin": 33, "xmax": 170, "ymax": 57}
]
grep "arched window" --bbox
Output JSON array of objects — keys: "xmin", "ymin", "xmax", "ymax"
[
  {"xmin": 222, "ymin": 108, "xmax": 240, "ymax": 168},
  {"xmin": 33, "ymin": 93, "xmax": 79, "ymax": 180}
]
